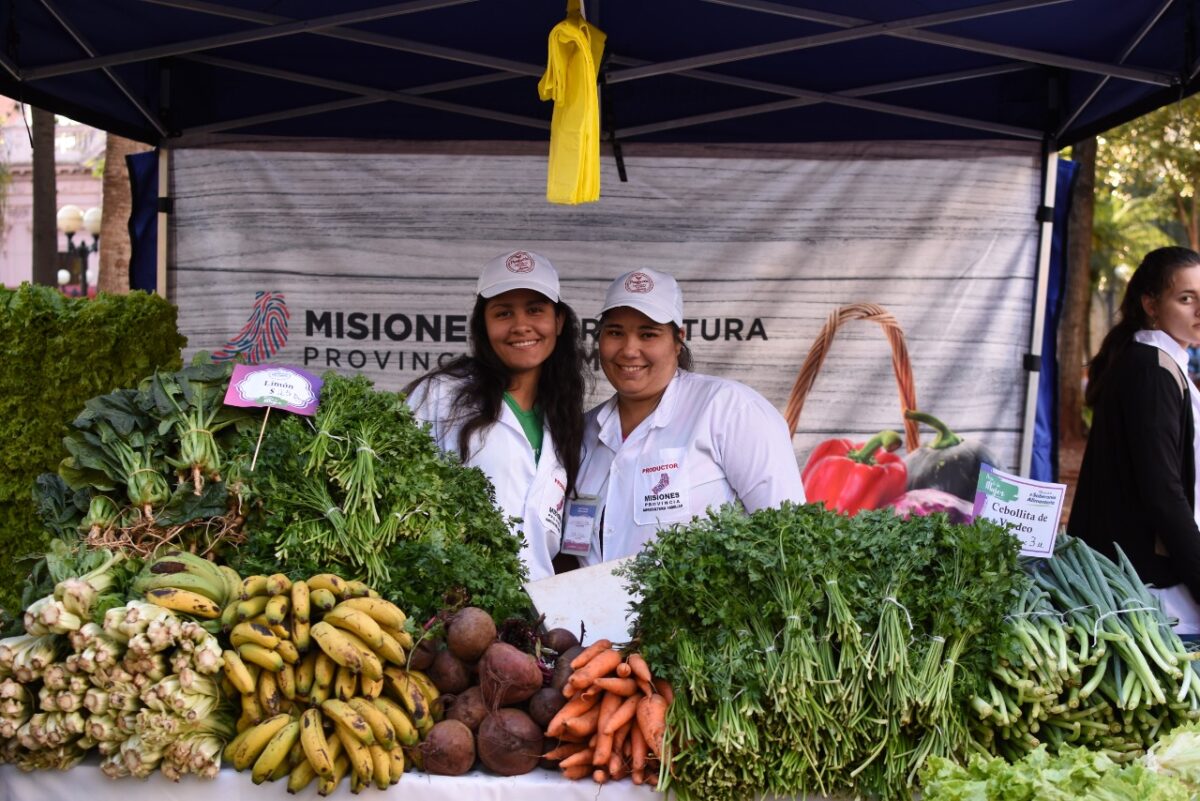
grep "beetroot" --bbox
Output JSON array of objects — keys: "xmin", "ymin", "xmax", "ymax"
[
  {"xmin": 477, "ymin": 708, "xmax": 543, "ymax": 776},
  {"xmin": 421, "ymin": 719, "xmax": 476, "ymax": 775},
  {"xmin": 427, "ymin": 649, "xmax": 471, "ymax": 694},
  {"xmin": 447, "ymin": 607, "xmax": 496, "ymax": 662},
  {"xmin": 408, "ymin": 638, "xmax": 439, "ymax": 672},
  {"xmin": 886, "ymin": 488, "xmax": 975, "ymax": 525},
  {"xmin": 528, "ymin": 686, "xmax": 567, "ymax": 729},
  {"xmin": 445, "ymin": 686, "xmax": 489, "ymax": 732},
  {"xmin": 540, "ymin": 627, "xmax": 579, "ymax": 654},
  {"xmin": 479, "ymin": 642, "xmax": 543, "ymax": 708},
  {"xmin": 552, "ymin": 645, "xmax": 583, "ymax": 691}
]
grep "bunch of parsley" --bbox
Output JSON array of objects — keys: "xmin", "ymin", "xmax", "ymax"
[{"xmin": 621, "ymin": 502, "xmax": 1026, "ymax": 801}]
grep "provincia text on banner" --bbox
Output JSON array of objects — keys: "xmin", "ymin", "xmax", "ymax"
[{"xmin": 972, "ymin": 464, "xmax": 1066, "ymax": 558}]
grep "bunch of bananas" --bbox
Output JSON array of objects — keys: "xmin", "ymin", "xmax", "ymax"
[
  {"xmin": 220, "ymin": 572, "xmax": 441, "ymax": 794},
  {"xmin": 134, "ymin": 551, "xmax": 241, "ymax": 620}
]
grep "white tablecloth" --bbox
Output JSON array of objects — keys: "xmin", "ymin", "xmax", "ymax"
[{"xmin": 0, "ymin": 763, "xmax": 661, "ymax": 800}]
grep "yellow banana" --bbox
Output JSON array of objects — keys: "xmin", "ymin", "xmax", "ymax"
[
  {"xmin": 317, "ymin": 753, "xmax": 349, "ymax": 797},
  {"xmin": 241, "ymin": 574, "xmax": 269, "ymax": 600},
  {"xmin": 287, "ymin": 757, "xmax": 318, "ymax": 793},
  {"xmin": 373, "ymin": 697, "xmax": 419, "ymax": 746},
  {"xmin": 258, "ymin": 666, "xmax": 283, "ymax": 717},
  {"xmin": 230, "ymin": 621, "xmax": 280, "ymax": 650},
  {"xmin": 230, "ymin": 712, "xmax": 293, "ymax": 770},
  {"xmin": 292, "ymin": 618, "xmax": 311, "ymax": 654},
  {"xmin": 348, "ymin": 697, "xmax": 396, "ymax": 749},
  {"xmin": 334, "ymin": 721, "xmax": 374, "ymax": 785},
  {"xmin": 310, "ymin": 588, "xmax": 338, "ymax": 613},
  {"xmin": 350, "ymin": 769, "xmax": 368, "ymax": 795},
  {"xmin": 222, "ymin": 649, "xmax": 255, "ymax": 694},
  {"xmin": 334, "ymin": 664, "xmax": 358, "ymax": 702},
  {"xmin": 324, "ymin": 605, "xmax": 385, "ymax": 650},
  {"xmin": 238, "ymin": 642, "xmax": 284, "ymax": 673},
  {"xmin": 223, "ymin": 724, "xmax": 253, "ymax": 762},
  {"xmin": 237, "ymin": 595, "xmax": 271, "ymax": 621},
  {"xmin": 327, "ymin": 625, "xmax": 384, "ymax": 682},
  {"xmin": 380, "ymin": 623, "xmax": 414, "ymax": 652},
  {"xmin": 374, "ymin": 629, "xmax": 406, "ymax": 666},
  {"xmin": 144, "ymin": 587, "xmax": 222, "ymax": 619},
  {"xmin": 368, "ymin": 743, "xmax": 391, "ymax": 790},
  {"xmin": 296, "ymin": 650, "xmax": 319, "ymax": 697},
  {"xmin": 404, "ymin": 743, "xmax": 424, "ymax": 772},
  {"xmin": 300, "ymin": 707, "xmax": 336, "ymax": 778},
  {"xmin": 381, "ymin": 669, "xmax": 431, "ymax": 735},
  {"xmin": 288, "ymin": 738, "xmax": 306, "ymax": 769},
  {"xmin": 406, "ymin": 669, "xmax": 440, "ymax": 709},
  {"xmin": 251, "ymin": 718, "xmax": 301, "ymax": 784},
  {"xmin": 310, "ymin": 621, "xmax": 364, "ymax": 673},
  {"xmin": 314, "ymin": 650, "xmax": 337, "ymax": 687},
  {"xmin": 320, "ymin": 698, "xmax": 376, "ymax": 745},
  {"xmin": 276, "ymin": 639, "xmax": 300, "ymax": 665},
  {"xmin": 338, "ymin": 597, "xmax": 407, "ymax": 630},
  {"xmin": 307, "ymin": 573, "xmax": 346, "ymax": 597},
  {"xmin": 218, "ymin": 672, "xmax": 238, "ymax": 698},
  {"xmin": 342, "ymin": 579, "xmax": 375, "ymax": 599},
  {"xmin": 291, "ymin": 580, "xmax": 311, "ymax": 624},
  {"xmin": 219, "ymin": 597, "xmax": 240, "ymax": 630},
  {"xmin": 388, "ymin": 746, "xmax": 404, "ymax": 784},
  {"xmin": 266, "ymin": 573, "xmax": 293, "ymax": 596},
  {"xmin": 218, "ymin": 565, "xmax": 243, "ymax": 604},
  {"xmin": 278, "ymin": 662, "xmax": 297, "ymax": 701},
  {"xmin": 265, "ymin": 594, "xmax": 290, "ymax": 626},
  {"xmin": 241, "ymin": 691, "xmax": 265, "ymax": 726},
  {"xmin": 360, "ymin": 673, "xmax": 384, "ymax": 700}
]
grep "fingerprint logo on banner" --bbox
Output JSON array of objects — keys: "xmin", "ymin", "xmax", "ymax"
[
  {"xmin": 652, "ymin": 473, "xmax": 670, "ymax": 494},
  {"xmin": 213, "ymin": 292, "xmax": 290, "ymax": 364}
]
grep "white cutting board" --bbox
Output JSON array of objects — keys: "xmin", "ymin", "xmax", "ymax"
[{"xmin": 524, "ymin": 557, "xmax": 638, "ymax": 646}]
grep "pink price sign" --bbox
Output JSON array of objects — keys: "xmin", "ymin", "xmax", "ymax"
[{"xmin": 223, "ymin": 364, "xmax": 322, "ymax": 416}]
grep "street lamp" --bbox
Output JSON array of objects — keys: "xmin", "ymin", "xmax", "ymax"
[{"xmin": 57, "ymin": 204, "xmax": 101, "ymax": 296}]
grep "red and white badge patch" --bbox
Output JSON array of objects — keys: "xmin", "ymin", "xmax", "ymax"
[
  {"xmin": 506, "ymin": 251, "xmax": 535, "ymax": 273},
  {"xmin": 625, "ymin": 272, "xmax": 654, "ymax": 294}
]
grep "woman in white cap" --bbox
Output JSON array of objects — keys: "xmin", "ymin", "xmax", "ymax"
[
  {"xmin": 406, "ymin": 250, "xmax": 587, "ymax": 581},
  {"xmin": 566, "ymin": 268, "xmax": 805, "ymax": 566}
]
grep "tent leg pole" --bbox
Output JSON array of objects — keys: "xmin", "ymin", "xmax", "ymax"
[
  {"xmin": 157, "ymin": 147, "xmax": 170, "ymax": 300},
  {"xmin": 1019, "ymin": 143, "xmax": 1058, "ymax": 476}
]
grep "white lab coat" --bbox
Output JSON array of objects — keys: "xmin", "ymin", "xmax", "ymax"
[
  {"xmin": 406, "ymin": 375, "xmax": 567, "ymax": 581},
  {"xmin": 575, "ymin": 370, "xmax": 805, "ymax": 565}
]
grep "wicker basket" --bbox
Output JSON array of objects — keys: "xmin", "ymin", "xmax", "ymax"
[{"xmin": 784, "ymin": 303, "xmax": 921, "ymax": 453}]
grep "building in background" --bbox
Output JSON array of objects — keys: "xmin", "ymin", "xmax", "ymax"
[{"xmin": 0, "ymin": 98, "xmax": 105, "ymax": 288}]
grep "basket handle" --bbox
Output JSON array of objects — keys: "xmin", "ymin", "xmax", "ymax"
[{"xmin": 784, "ymin": 303, "xmax": 920, "ymax": 452}]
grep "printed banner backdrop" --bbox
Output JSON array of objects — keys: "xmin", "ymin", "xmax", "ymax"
[{"xmin": 170, "ymin": 140, "xmax": 1040, "ymax": 475}]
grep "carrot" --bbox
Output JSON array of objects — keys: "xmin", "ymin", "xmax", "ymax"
[
  {"xmin": 630, "ymin": 717, "xmax": 648, "ymax": 772},
  {"xmin": 562, "ymin": 764, "xmax": 591, "ymax": 780},
  {"xmin": 563, "ymin": 703, "xmax": 602, "ymax": 738},
  {"xmin": 562, "ymin": 681, "xmax": 578, "ymax": 698},
  {"xmin": 595, "ymin": 690, "xmax": 624, "ymax": 738},
  {"xmin": 592, "ymin": 768, "xmax": 608, "ymax": 784},
  {"xmin": 637, "ymin": 694, "xmax": 668, "ymax": 758},
  {"xmin": 592, "ymin": 730, "xmax": 615, "ymax": 767},
  {"xmin": 602, "ymin": 692, "xmax": 641, "ymax": 735},
  {"xmin": 627, "ymin": 652, "xmax": 653, "ymax": 683},
  {"xmin": 569, "ymin": 649, "xmax": 623, "ymax": 689},
  {"xmin": 609, "ymin": 749, "xmax": 629, "ymax": 779},
  {"xmin": 558, "ymin": 748, "xmax": 595, "ymax": 769},
  {"xmin": 592, "ymin": 677, "xmax": 638, "ymax": 696},
  {"xmin": 543, "ymin": 742, "xmax": 587, "ymax": 761},
  {"xmin": 632, "ymin": 767, "xmax": 645, "ymax": 785},
  {"xmin": 637, "ymin": 678, "xmax": 654, "ymax": 696},
  {"xmin": 580, "ymin": 685, "xmax": 603, "ymax": 703},
  {"xmin": 546, "ymin": 692, "xmax": 600, "ymax": 738},
  {"xmin": 653, "ymin": 677, "xmax": 675, "ymax": 705},
  {"xmin": 570, "ymin": 639, "xmax": 614, "ymax": 670},
  {"xmin": 616, "ymin": 662, "xmax": 632, "ymax": 678},
  {"xmin": 612, "ymin": 719, "xmax": 633, "ymax": 752},
  {"xmin": 557, "ymin": 731, "xmax": 587, "ymax": 743}
]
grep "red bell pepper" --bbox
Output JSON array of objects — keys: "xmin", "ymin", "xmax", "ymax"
[{"xmin": 802, "ymin": 429, "xmax": 908, "ymax": 515}]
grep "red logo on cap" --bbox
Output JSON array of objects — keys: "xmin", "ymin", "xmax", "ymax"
[
  {"xmin": 625, "ymin": 272, "xmax": 654, "ymax": 294},
  {"xmin": 505, "ymin": 251, "xmax": 535, "ymax": 273}
]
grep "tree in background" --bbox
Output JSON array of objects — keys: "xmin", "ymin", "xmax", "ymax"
[{"xmin": 98, "ymin": 133, "xmax": 152, "ymax": 294}]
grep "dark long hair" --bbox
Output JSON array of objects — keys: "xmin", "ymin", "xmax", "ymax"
[
  {"xmin": 406, "ymin": 296, "xmax": 588, "ymax": 497},
  {"xmin": 1086, "ymin": 246, "xmax": 1200, "ymax": 407}
]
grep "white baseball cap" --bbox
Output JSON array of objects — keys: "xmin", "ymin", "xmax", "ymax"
[
  {"xmin": 601, "ymin": 268, "xmax": 684, "ymax": 327},
  {"xmin": 476, "ymin": 250, "xmax": 561, "ymax": 302}
]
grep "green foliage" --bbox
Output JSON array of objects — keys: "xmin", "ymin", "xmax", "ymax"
[
  {"xmin": 621, "ymin": 503, "xmax": 1027, "ymax": 801},
  {"xmin": 0, "ymin": 284, "xmax": 184, "ymax": 616},
  {"xmin": 226, "ymin": 372, "xmax": 530, "ymax": 624}
]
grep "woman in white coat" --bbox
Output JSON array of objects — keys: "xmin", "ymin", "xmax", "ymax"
[
  {"xmin": 406, "ymin": 250, "xmax": 587, "ymax": 581},
  {"xmin": 568, "ymin": 268, "xmax": 805, "ymax": 566}
]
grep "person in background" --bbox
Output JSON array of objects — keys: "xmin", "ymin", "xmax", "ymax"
[
  {"xmin": 1069, "ymin": 246, "xmax": 1200, "ymax": 638},
  {"xmin": 405, "ymin": 250, "xmax": 587, "ymax": 581},
  {"xmin": 568, "ymin": 268, "xmax": 805, "ymax": 566}
]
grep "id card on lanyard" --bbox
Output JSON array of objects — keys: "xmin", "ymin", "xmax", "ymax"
[{"xmin": 563, "ymin": 495, "xmax": 599, "ymax": 555}]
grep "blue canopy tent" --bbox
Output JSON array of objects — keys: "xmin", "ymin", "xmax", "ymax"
[{"xmin": 3, "ymin": 0, "xmax": 1199, "ymax": 479}]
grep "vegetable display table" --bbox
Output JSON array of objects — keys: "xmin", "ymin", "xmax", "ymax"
[{"xmin": 0, "ymin": 763, "xmax": 661, "ymax": 800}]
